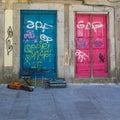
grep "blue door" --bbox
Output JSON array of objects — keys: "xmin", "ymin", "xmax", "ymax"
[{"xmin": 20, "ymin": 10, "xmax": 57, "ymax": 78}]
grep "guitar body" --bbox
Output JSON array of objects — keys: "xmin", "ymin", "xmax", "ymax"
[
  {"xmin": 7, "ymin": 81, "xmax": 22, "ymax": 90},
  {"xmin": 7, "ymin": 81, "xmax": 34, "ymax": 92}
]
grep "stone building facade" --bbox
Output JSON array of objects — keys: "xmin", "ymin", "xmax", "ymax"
[{"xmin": 0, "ymin": 0, "xmax": 120, "ymax": 83}]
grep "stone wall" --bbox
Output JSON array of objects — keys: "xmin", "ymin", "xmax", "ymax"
[
  {"xmin": 0, "ymin": 0, "xmax": 120, "ymax": 83},
  {"xmin": 0, "ymin": 3, "xmax": 5, "ymax": 83}
]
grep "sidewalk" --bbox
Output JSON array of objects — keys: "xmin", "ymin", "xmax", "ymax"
[{"xmin": 0, "ymin": 83, "xmax": 120, "ymax": 120}]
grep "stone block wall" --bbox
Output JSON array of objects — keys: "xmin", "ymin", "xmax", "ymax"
[{"xmin": 0, "ymin": 0, "xmax": 120, "ymax": 83}]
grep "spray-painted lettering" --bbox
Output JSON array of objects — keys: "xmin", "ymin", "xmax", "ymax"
[
  {"xmin": 75, "ymin": 49, "xmax": 89, "ymax": 62},
  {"xmin": 93, "ymin": 40, "xmax": 103, "ymax": 47},
  {"xmin": 26, "ymin": 20, "xmax": 53, "ymax": 32},
  {"xmin": 40, "ymin": 34, "xmax": 53, "ymax": 43},
  {"xmin": 77, "ymin": 21, "xmax": 103, "ymax": 33},
  {"xmin": 76, "ymin": 37, "xmax": 88, "ymax": 48},
  {"xmin": 99, "ymin": 53, "xmax": 105, "ymax": 63},
  {"xmin": 24, "ymin": 30, "xmax": 35, "ymax": 39},
  {"xmin": 24, "ymin": 41, "xmax": 52, "ymax": 68}
]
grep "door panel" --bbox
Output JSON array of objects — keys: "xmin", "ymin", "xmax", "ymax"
[
  {"xmin": 75, "ymin": 14, "xmax": 91, "ymax": 77},
  {"xmin": 75, "ymin": 13, "xmax": 108, "ymax": 78},
  {"xmin": 20, "ymin": 10, "xmax": 57, "ymax": 78},
  {"xmin": 92, "ymin": 14, "xmax": 108, "ymax": 76}
]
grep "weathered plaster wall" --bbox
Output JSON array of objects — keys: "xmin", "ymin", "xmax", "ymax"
[
  {"xmin": 13, "ymin": 3, "xmax": 65, "ymax": 79},
  {"xmin": 4, "ymin": 10, "xmax": 13, "ymax": 67},
  {"xmin": 0, "ymin": 0, "xmax": 120, "ymax": 83},
  {"xmin": 29, "ymin": 0, "xmax": 83, "ymax": 4},
  {"xmin": 3, "ymin": 10, "xmax": 13, "ymax": 83},
  {"xmin": 0, "ymin": 3, "xmax": 5, "ymax": 83},
  {"xmin": 115, "ymin": 6, "xmax": 120, "ymax": 82},
  {"xmin": 84, "ymin": 0, "xmax": 120, "ymax": 6},
  {"xmin": 83, "ymin": 0, "xmax": 120, "ymax": 82}
]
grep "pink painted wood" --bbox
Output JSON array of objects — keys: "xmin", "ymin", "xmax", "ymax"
[
  {"xmin": 75, "ymin": 14, "xmax": 108, "ymax": 78},
  {"xmin": 92, "ymin": 14, "xmax": 108, "ymax": 77}
]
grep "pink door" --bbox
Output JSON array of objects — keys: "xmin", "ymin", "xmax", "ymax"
[{"xmin": 75, "ymin": 14, "xmax": 108, "ymax": 78}]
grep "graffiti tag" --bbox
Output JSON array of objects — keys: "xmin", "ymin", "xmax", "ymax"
[
  {"xmin": 77, "ymin": 21, "xmax": 103, "ymax": 32},
  {"xmin": 76, "ymin": 37, "xmax": 88, "ymax": 48},
  {"xmin": 24, "ymin": 41, "xmax": 52, "ymax": 68},
  {"xmin": 26, "ymin": 20, "xmax": 53, "ymax": 32},
  {"xmin": 99, "ymin": 53, "xmax": 105, "ymax": 63},
  {"xmin": 75, "ymin": 49, "xmax": 88, "ymax": 62},
  {"xmin": 24, "ymin": 30, "xmax": 37, "ymax": 43},
  {"xmin": 23, "ymin": 19, "xmax": 55, "ymax": 69},
  {"xmin": 6, "ymin": 26, "xmax": 13, "ymax": 55},
  {"xmin": 40, "ymin": 34, "xmax": 53, "ymax": 43},
  {"xmin": 24, "ymin": 30, "xmax": 35, "ymax": 39},
  {"xmin": 93, "ymin": 40, "xmax": 103, "ymax": 47}
]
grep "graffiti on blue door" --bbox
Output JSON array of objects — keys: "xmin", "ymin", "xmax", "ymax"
[{"xmin": 20, "ymin": 10, "xmax": 57, "ymax": 78}]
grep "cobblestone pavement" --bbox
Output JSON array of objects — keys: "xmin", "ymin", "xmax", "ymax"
[{"xmin": 0, "ymin": 84, "xmax": 120, "ymax": 120}]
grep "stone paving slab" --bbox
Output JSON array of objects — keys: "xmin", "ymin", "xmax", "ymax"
[{"xmin": 0, "ymin": 84, "xmax": 120, "ymax": 120}]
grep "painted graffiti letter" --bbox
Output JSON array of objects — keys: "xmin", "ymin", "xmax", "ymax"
[
  {"xmin": 77, "ymin": 21, "xmax": 103, "ymax": 33},
  {"xmin": 40, "ymin": 34, "xmax": 53, "ymax": 43},
  {"xmin": 6, "ymin": 26, "xmax": 13, "ymax": 55},
  {"xmin": 26, "ymin": 20, "xmax": 53, "ymax": 32},
  {"xmin": 75, "ymin": 49, "xmax": 88, "ymax": 62},
  {"xmin": 99, "ymin": 53, "xmax": 105, "ymax": 63},
  {"xmin": 93, "ymin": 40, "xmax": 103, "ymax": 47},
  {"xmin": 26, "ymin": 20, "xmax": 34, "ymax": 29},
  {"xmin": 24, "ymin": 30, "xmax": 35, "ymax": 39},
  {"xmin": 77, "ymin": 21, "xmax": 85, "ymax": 29}
]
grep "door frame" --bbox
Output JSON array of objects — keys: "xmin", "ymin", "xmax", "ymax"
[
  {"xmin": 13, "ymin": 3, "xmax": 64, "ymax": 79},
  {"xmin": 69, "ymin": 5, "xmax": 115, "ymax": 79}
]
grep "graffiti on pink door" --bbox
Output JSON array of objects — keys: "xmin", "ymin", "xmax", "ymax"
[{"xmin": 75, "ymin": 14, "xmax": 108, "ymax": 77}]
